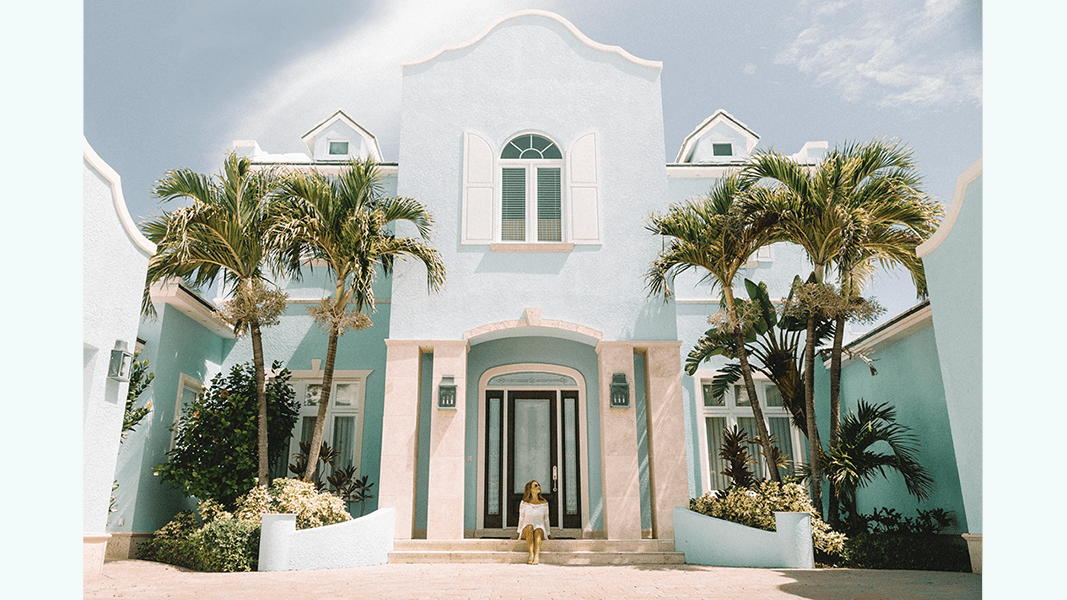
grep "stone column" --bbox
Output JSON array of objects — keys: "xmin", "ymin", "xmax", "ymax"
[
  {"xmin": 644, "ymin": 342, "xmax": 689, "ymax": 540},
  {"xmin": 596, "ymin": 341, "xmax": 642, "ymax": 539},
  {"xmin": 378, "ymin": 341, "xmax": 422, "ymax": 539},
  {"xmin": 426, "ymin": 341, "xmax": 469, "ymax": 539}
]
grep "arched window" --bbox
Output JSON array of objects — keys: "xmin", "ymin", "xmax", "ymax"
[{"xmin": 499, "ymin": 134, "xmax": 563, "ymax": 242}]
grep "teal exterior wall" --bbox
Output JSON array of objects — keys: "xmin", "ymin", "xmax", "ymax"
[
  {"xmin": 113, "ymin": 272, "xmax": 393, "ymax": 534},
  {"xmin": 814, "ymin": 323, "xmax": 968, "ymax": 532},
  {"xmin": 921, "ymin": 168, "xmax": 982, "ymax": 533},
  {"xmin": 112, "ymin": 303, "xmax": 228, "ymax": 533}
]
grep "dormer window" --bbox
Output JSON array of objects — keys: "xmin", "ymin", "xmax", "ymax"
[
  {"xmin": 328, "ymin": 141, "xmax": 350, "ymax": 156},
  {"xmin": 712, "ymin": 143, "xmax": 733, "ymax": 157},
  {"xmin": 499, "ymin": 134, "xmax": 563, "ymax": 242}
]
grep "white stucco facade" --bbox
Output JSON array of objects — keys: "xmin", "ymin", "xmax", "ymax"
[{"xmin": 83, "ymin": 139, "xmax": 154, "ymax": 575}]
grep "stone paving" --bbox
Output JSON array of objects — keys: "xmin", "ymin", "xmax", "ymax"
[{"xmin": 84, "ymin": 559, "xmax": 981, "ymax": 599}]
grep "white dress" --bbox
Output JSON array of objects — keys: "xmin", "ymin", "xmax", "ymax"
[{"xmin": 517, "ymin": 500, "xmax": 551, "ymax": 537}]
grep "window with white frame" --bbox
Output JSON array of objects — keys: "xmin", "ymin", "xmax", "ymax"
[
  {"xmin": 697, "ymin": 376, "xmax": 803, "ymax": 491},
  {"xmin": 462, "ymin": 131, "xmax": 600, "ymax": 246},
  {"xmin": 284, "ymin": 377, "xmax": 366, "ymax": 480},
  {"xmin": 172, "ymin": 373, "xmax": 203, "ymax": 450},
  {"xmin": 499, "ymin": 134, "xmax": 563, "ymax": 242}
]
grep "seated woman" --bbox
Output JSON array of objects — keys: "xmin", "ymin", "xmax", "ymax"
[{"xmin": 516, "ymin": 479, "xmax": 551, "ymax": 564}]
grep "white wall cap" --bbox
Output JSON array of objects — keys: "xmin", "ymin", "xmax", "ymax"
[
  {"xmin": 789, "ymin": 141, "xmax": 828, "ymax": 164},
  {"xmin": 665, "ymin": 164, "xmax": 738, "ymax": 178},
  {"xmin": 83, "ymin": 137, "xmax": 155, "ymax": 257},
  {"xmin": 232, "ymin": 140, "xmax": 263, "ymax": 158},
  {"xmin": 916, "ymin": 157, "xmax": 982, "ymax": 258},
  {"xmin": 402, "ymin": 9, "xmax": 661, "ymax": 70}
]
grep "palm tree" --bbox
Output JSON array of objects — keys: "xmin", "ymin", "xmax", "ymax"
[
  {"xmin": 647, "ymin": 175, "xmax": 784, "ymax": 482},
  {"xmin": 272, "ymin": 158, "xmax": 446, "ymax": 480},
  {"xmin": 741, "ymin": 139, "xmax": 943, "ymax": 519},
  {"xmin": 686, "ymin": 277, "xmax": 834, "ymax": 463},
  {"xmin": 142, "ymin": 153, "xmax": 286, "ymax": 487},
  {"xmin": 825, "ymin": 399, "xmax": 933, "ymax": 531}
]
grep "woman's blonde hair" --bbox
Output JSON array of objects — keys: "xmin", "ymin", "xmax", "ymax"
[{"xmin": 522, "ymin": 480, "xmax": 544, "ymax": 503}]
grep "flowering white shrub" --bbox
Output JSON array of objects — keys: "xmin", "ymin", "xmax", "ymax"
[
  {"xmin": 690, "ymin": 480, "xmax": 846, "ymax": 557},
  {"xmin": 234, "ymin": 478, "xmax": 351, "ymax": 529}
]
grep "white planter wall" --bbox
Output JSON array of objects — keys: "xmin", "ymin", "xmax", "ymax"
[
  {"xmin": 673, "ymin": 508, "xmax": 814, "ymax": 569},
  {"xmin": 259, "ymin": 508, "xmax": 395, "ymax": 571}
]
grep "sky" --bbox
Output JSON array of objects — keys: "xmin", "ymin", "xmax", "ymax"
[{"xmin": 82, "ymin": 0, "xmax": 982, "ymax": 329}]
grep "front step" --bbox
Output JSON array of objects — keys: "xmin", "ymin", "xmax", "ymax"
[{"xmin": 388, "ymin": 539, "xmax": 685, "ymax": 565}]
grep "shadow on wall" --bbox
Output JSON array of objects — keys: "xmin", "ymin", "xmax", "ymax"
[
  {"xmin": 472, "ymin": 249, "xmax": 572, "ymax": 274},
  {"xmin": 629, "ymin": 297, "xmax": 678, "ymax": 340}
]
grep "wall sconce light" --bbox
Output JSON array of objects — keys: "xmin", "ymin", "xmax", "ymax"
[
  {"xmin": 438, "ymin": 376, "xmax": 457, "ymax": 409},
  {"xmin": 610, "ymin": 373, "xmax": 630, "ymax": 408},
  {"xmin": 108, "ymin": 340, "xmax": 134, "ymax": 382}
]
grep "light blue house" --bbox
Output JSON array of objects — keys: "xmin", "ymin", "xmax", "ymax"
[{"xmin": 98, "ymin": 10, "xmax": 980, "ymax": 571}]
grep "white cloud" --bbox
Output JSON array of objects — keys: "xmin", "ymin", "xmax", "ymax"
[
  {"xmin": 777, "ymin": 0, "xmax": 981, "ymax": 107},
  {"xmin": 222, "ymin": 0, "xmax": 557, "ymax": 158}
]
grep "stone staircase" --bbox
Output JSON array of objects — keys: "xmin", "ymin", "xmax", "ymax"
[{"xmin": 388, "ymin": 539, "xmax": 685, "ymax": 565}]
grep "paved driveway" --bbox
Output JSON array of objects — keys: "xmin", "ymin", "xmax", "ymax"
[{"xmin": 84, "ymin": 559, "xmax": 980, "ymax": 599}]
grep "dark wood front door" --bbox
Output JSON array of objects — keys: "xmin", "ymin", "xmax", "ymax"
[{"xmin": 483, "ymin": 388, "xmax": 581, "ymax": 531}]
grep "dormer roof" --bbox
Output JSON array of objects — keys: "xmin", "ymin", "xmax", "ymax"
[
  {"xmin": 674, "ymin": 109, "xmax": 760, "ymax": 163},
  {"xmin": 300, "ymin": 110, "xmax": 384, "ymax": 162}
]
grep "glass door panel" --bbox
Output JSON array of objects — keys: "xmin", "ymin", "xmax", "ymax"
[{"xmin": 506, "ymin": 390, "xmax": 557, "ymax": 529}]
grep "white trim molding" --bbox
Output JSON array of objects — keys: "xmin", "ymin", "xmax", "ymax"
[
  {"xmin": 917, "ymin": 157, "xmax": 982, "ymax": 258},
  {"xmin": 149, "ymin": 280, "xmax": 236, "ymax": 339},
  {"xmin": 403, "ymin": 10, "xmax": 662, "ymax": 70},
  {"xmin": 826, "ymin": 301, "xmax": 933, "ymax": 369}
]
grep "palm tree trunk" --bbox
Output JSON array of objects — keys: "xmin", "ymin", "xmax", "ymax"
[
  {"xmin": 302, "ymin": 322, "xmax": 340, "ymax": 481},
  {"xmin": 804, "ymin": 312, "xmax": 823, "ymax": 517},
  {"xmin": 827, "ymin": 312, "xmax": 846, "ymax": 527},
  {"xmin": 250, "ymin": 321, "xmax": 270, "ymax": 487},
  {"xmin": 725, "ymin": 287, "xmax": 781, "ymax": 483}
]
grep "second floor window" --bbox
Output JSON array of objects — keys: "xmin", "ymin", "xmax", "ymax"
[{"xmin": 499, "ymin": 134, "xmax": 563, "ymax": 242}]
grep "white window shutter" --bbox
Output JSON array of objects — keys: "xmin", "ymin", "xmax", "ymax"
[
  {"xmin": 463, "ymin": 131, "xmax": 495, "ymax": 244},
  {"xmin": 567, "ymin": 132, "xmax": 600, "ymax": 244}
]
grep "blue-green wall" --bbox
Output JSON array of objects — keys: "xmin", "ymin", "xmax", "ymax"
[
  {"xmin": 815, "ymin": 324, "xmax": 968, "ymax": 532},
  {"xmin": 922, "ymin": 170, "xmax": 982, "ymax": 533},
  {"xmin": 112, "ymin": 303, "xmax": 228, "ymax": 533}
]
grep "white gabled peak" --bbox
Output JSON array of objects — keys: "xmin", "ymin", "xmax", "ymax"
[
  {"xmin": 300, "ymin": 110, "xmax": 384, "ymax": 162},
  {"xmin": 675, "ymin": 110, "xmax": 760, "ymax": 164},
  {"xmin": 403, "ymin": 9, "xmax": 661, "ymax": 70}
]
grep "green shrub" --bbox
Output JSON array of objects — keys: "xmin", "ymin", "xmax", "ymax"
[
  {"xmin": 689, "ymin": 480, "xmax": 847, "ymax": 558},
  {"xmin": 154, "ymin": 362, "xmax": 299, "ymax": 509},
  {"xmin": 140, "ymin": 480, "xmax": 352, "ymax": 572},
  {"xmin": 189, "ymin": 518, "xmax": 261, "ymax": 572},
  {"xmin": 842, "ymin": 507, "xmax": 971, "ymax": 572}
]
